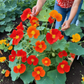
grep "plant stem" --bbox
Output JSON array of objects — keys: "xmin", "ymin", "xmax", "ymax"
[{"xmin": 51, "ymin": 21, "xmax": 54, "ymax": 29}]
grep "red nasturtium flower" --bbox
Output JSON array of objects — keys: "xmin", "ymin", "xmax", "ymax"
[
  {"xmin": 21, "ymin": 8, "xmax": 32, "ymax": 21},
  {"xmin": 59, "ymin": 34, "xmax": 64, "ymax": 40},
  {"xmin": 27, "ymin": 55, "xmax": 39, "ymax": 66},
  {"xmin": 30, "ymin": 17, "xmax": 39, "ymax": 27},
  {"xmin": 58, "ymin": 50, "xmax": 67, "ymax": 58},
  {"xmin": 16, "ymin": 22, "xmax": 24, "ymax": 31},
  {"xmin": 9, "ymin": 50, "xmax": 16, "ymax": 62},
  {"xmin": 17, "ymin": 49, "xmax": 27, "ymax": 62},
  {"xmin": 13, "ymin": 64, "xmax": 26, "ymax": 74},
  {"xmin": 35, "ymin": 40, "xmax": 47, "ymax": 53},
  {"xmin": 46, "ymin": 29, "xmax": 61, "ymax": 44},
  {"xmin": 70, "ymin": 53, "xmax": 75, "ymax": 59},
  {"xmin": 27, "ymin": 26, "xmax": 40, "ymax": 39},
  {"xmin": 5, "ymin": 70, "xmax": 10, "ymax": 77},
  {"xmin": 42, "ymin": 57, "xmax": 51, "ymax": 66},
  {"xmin": 32, "ymin": 66, "xmax": 45, "ymax": 80},
  {"xmin": 10, "ymin": 29, "xmax": 24, "ymax": 45},
  {"xmin": 48, "ymin": 16, "xmax": 55, "ymax": 24},
  {"xmin": 57, "ymin": 60, "xmax": 70, "ymax": 74}
]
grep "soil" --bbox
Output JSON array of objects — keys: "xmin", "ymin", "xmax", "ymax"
[{"xmin": 0, "ymin": 18, "xmax": 84, "ymax": 84}]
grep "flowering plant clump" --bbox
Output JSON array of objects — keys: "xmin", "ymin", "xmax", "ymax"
[{"xmin": 0, "ymin": 8, "xmax": 84, "ymax": 84}]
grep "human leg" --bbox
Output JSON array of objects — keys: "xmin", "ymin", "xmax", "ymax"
[{"xmin": 54, "ymin": 0, "xmax": 67, "ymax": 29}]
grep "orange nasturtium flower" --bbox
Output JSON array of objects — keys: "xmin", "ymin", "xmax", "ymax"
[
  {"xmin": 72, "ymin": 33, "xmax": 81, "ymax": 42},
  {"xmin": 5, "ymin": 70, "xmax": 10, "ymax": 77},
  {"xmin": 13, "ymin": 64, "xmax": 26, "ymax": 74},
  {"xmin": 10, "ymin": 29, "xmax": 24, "ymax": 45},
  {"xmin": 42, "ymin": 57, "xmax": 51, "ymax": 66},
  {"xmin": 0, "ymin": 57, "xmax": 6, "ymax": 63},
  {"xmin": 27, "ymin": 26, "xmax": 40, "ymax": 39},
  {"xmin": 49, "ymin": 10, "xmax": 62, "ymax": 22},
  {"xmin": 35, "ymin": 40, "xmax": 47, "ymax": 53},
  {"xmin": 30, "ymin": 17, "xmax": 39, "ymax": 27},
  {"xmin": 32, "ymin": 66, "xmax": 45, "ymax": 80},
  {"xmin": 16, "ymin": 22, "xmax": 24, "ymax": 31},
  {"xmin": 8, "ymin": 46, "xmax": 13, "ymax": 50},
  {"xmin": 49, "ymin": 10, "xmax": 58, "ymax": 19},
  {"xmin": 57, "ymin": 60, "xmax": 70, "ymax": 74},
  {"xmin": 55, "ymin": 13, "xmax": 62, "ymax": 22},
  {"xmin": 21, "ymin": 8, "xmax": 32, "ymax": 21}
]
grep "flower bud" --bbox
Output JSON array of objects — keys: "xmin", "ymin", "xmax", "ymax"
[{"xmin": 52, "ymin": 53, "xmax": 55, "ymax": 57}]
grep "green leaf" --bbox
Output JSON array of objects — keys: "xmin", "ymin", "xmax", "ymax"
[
  {"xmin": 9, "ymin": 58, "xmax": 17, "ymax": 68},
  {"xmin": 52, "ymin": 39, "xmax": 67, "ymax": 50},
  {"xmin": 0, "ymin": 43, "xmax": 5, "ymax": 50},
  {"xmin": 20, "ymin": 65, "xmax": 34, "ymax": 84},
  {"xmin": 0, "ymin": 14, "xmax": 5, "ymax": 20},
  {"xmin": 51, "ymin": 58, "xmax": 57, "ymax": 66},
  {"xmin": 68, "ymin": 42, "xmax": 84, "ymax": 55},
  {"xmin": 36, "ymin": 75, "xmax": 53, "ymax": 84},
  {"xmin": 9, "ymin": 39, "xmax": 13, "ymax": 45},
  {"xmin": 81, "ymin": 81, "xmax": 84, "ymax": 84},
  {"xmin": 56, "ymin": 56, "xmax": 63, "ymax": 64},
  {"xmin": 38, "ymin": 54, "xmax": 47, "ymax": 65},
  {"xmin": 47, "ymin": 70, "xmax": 66, "ymax": 84},
  {"xmin": 11, "ymin": 68, "xmax": 20, "ymax": 81},
  {"xmin": 37, "ymin": 10, "xmax": 51, "ymax": 21},
  {"xmin": 42, "ymin": 66, "xmax": 50, "ymax": 72},
  {"xmin": 37, "ymin": 26, "xmax": 45, "ymax": 30},
  {"xmin": 45, "ymin": 42, "xmax": 52, "ymax": 51},
  {"xmin": 30, "ymin": 35, "xmax": 45, "ymax": 45},
  {"xmin": 0, "ymin": 26, "xmax": 5, "ymax": 32},
  {"xmin": 64, "ymin": 24, "xmax": 82, "ymax": 37},
  {"xmin": 0, "ymin": 21, "xmax": 5, "ymax": 25},
  {"xmin": 14, "ymin": 43, "xmax": 23, "ymax": 51}
]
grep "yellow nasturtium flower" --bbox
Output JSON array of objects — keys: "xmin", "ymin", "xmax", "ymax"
[
  {"xmin": 82, "ymin": 76, "xmax": 84, "ymax": 81},
  {"xmin": 72, "ymin": 33, "xmax": 81, "ymax": 42},
  {"xmin": 6, "ymin": 43, "xmax": 10, "ymax": 46},
  {"xmin": 0, "ymin": 57, "xmax": 6, "ymax": 63},
  {"xmin": 8, "ymin": 46, "xmax": 13, "ymax": 50},
  {"xmin": 0, "ymin": 39, "xmax": 7, "ymax": 45}
]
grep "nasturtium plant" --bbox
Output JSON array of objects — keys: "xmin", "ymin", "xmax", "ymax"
[{"xmin": 0, "ymin": 7, "xmax": 84, "ymax": 84}]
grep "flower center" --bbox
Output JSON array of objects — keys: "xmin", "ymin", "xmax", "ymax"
[
  {"xmin": 31, "ymin": 31, "xmax": 35, "ymax": 35},
  {"xmin": 12, "ymin": 57, "xmax": 14, "ymax": 59},
  {"xmin": 37, "ymin": 71, "xmax": 40, "ymax": 74},
  {"xmin": 27, "ymin": 14, "xmax": 30, "ymax": 18},
  {"xmin": 31, "ymin": 59, "xmax": 34, "ymax": 62},
  {"xmin": 45, "ymin": 60, "xmax": 48, "ymax": 63},
  {"xmin": 17, "ymin": 64, "xmax": 21, "ymax": 69},
  {"xmin": 17, "ymin": 57, "xmax": 21, "ymax": 60},
  {"xmin": 15, "ymin": 35, "xmax": 19, "ymax": 39},
  {"xmin": 61, "ymin": 64, "xmax": 64, "ymax": 68},
  {"xmin": 32, "ymin": 20, "xmax": 36, "ymax": 23},
  {"xmin": 38, "ymin": 45, "xmax": 42, "ymax": 48},
  {"xmin": 52, "ymin": 34, "xmax": 56, "ymax": 39}
]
